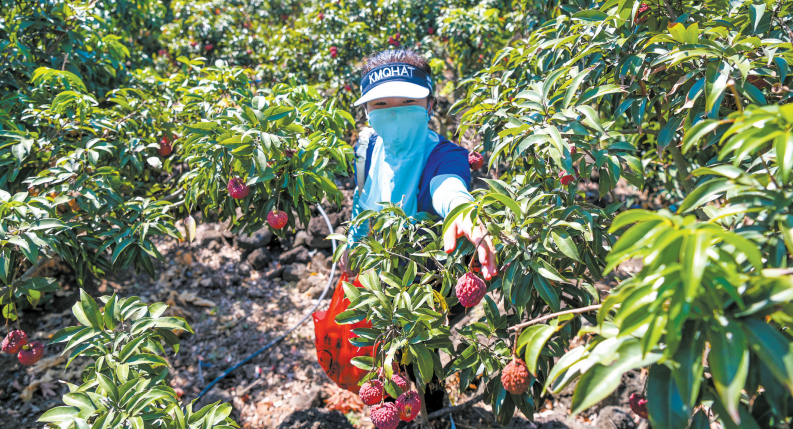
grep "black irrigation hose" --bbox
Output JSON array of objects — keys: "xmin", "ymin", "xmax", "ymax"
[{"xmin": 194, "ymin": 204, "xmax": 338, "ymax": 401}]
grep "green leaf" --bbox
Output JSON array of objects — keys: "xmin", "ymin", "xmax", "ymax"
[
  {"xmin": 409, "ymin": 343, "xmax": 434, "ymax": 385},
  {"xmin": 350, "ymin": 356, "xmax": 374, "ymax": 371},
  {"xmin": 682, "ymin": 231, "xmax": 709, "ymax": 302},
  {"xmin": 570, "ymin": 339, "xmax": 661, "ymax": 414},
  {"xmin": 551, "ymin": 229, "xmax": 581, "ymax": 262},
  {"xmin": 37, "ymin": 406, "xmax": 81, "ymax": 422},
  {"xmin": 681, "ymin": 119, "xmax": 726, "ymax": 153},
  {"xmin": 647, "ymin": 364, "xmax": 691, "ymax": 429},
  {"xmin": 110, "ymin": 238, "xmax": 135, "ymax": 266},
  {"xmin": 80, "ymin": 290, "xmax": 103, "ymax": 330},
  {"xmin": 742, "ymin": 319, "xmax": 793, "ymax": 395},
  {"xmin": 533, "ymin": 275, "xmax": 561, "ymax": 312},
  {"xmin": 519, "ymin": 325, "xmax": 554, "ymax": 376},
  {"xmin": 677, "ymin": 178, "xmax": 735, "ymax": 214},
  {"xmin": 708, "ymin": 319, "xmax": 750, "ymax": 424},
  {"xmin": 96, "ymin": 373, "xmax": 119, "ymax": 402},
  {"xmin": 774, "ymin": 132, "xmax": 793, "ymax": 184},
  {"xmin": 576, "ymin": 105, "xmax": 606, "ymax": 135}
]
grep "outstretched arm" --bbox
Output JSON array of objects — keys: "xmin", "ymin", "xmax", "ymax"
[{"xmin": 430, "ymin": 175, "xmax": 498, "ymax": 280}]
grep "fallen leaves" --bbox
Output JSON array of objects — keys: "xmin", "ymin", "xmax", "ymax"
[{"xmin": 323, "ymin": 383, "xmax": 364, "ymax": 414}]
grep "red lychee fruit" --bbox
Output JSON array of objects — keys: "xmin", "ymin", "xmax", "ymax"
[
  {"xmin": 501, "ymin": 359, "xmax": 531, "ymax": 394},
  {"xmin": 205, "ymin": 44, "xmax": 214, "ymax": 51},
  {"xmin": 267, "ymin": 210, "xmax": 288, "ymax": 229},
  {"xmin": 283, "ymin": 148, "xmax": 296, "ymax": 158},
  {"xmin": 158, "ymin": 135, "xmax": 173, "ymax": 156},
  {"xmin": 394, "ymin": 32, "xmax": 401, "ymax": 41},
  {"xmin": 396, "ymin": 391, "xmax": 421, "ymax": 422},
  {"xmin": 634, "ymin": 3, "xmax": 650, "ymax": 23},
  {"xmin": 318, "ymin": 12, "xmax": 324, "ymax": 20},
  {"xmin": 468, "ymin": 152, "xmax": 484, "ymax": 170},
  {"xmin": 359, "ymin": 380, "xmax": 384, "ymax": 406},
  {"xmin": 2, "ymin": 330, "xmax": 28, "ymax": 354},
  {"xmin": 391, "ymin": 372, "xmax": 409, "ymax": 396},
  {"xmin": 330, "ymin": 46, "xmax": 338, "ymax": 58},
  {"xmin": 18, "ymin": 341, "xmax": 44, "ymax": 366},
  {"xmin": 560, "ymin": 174, "xmax": 576, "ymax": 186},
  {"xmin": 190, "ymin": 41, "xmax": 198, "ymax": 47},
  {"xmin": 455, "ymin": 272, "xmax": 486, "ymax": 307},
  {"xmin": 344, "ymin": 85, "xmax": 352, "ymax": 92},
  {"xmin": 428, "ymin": 27, "xmax": 434, "ymax": 35},
  {"xmin": 227, "ymin": 178, "xmax": 250, "ymax": 199},
  {"xmin": 370, "ymin": 402, "xmax": 400, "ymax": 429},
  {"xmin": 629, "ymin": 393, "xmax": 648, "ymax": 419},
  {"xmin": 570, "ymin": 146, "xmax": 577, "ymax": 155}
]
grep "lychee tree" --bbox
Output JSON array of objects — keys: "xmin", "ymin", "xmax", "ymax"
[{"xmin": 335, "ymin": 0, "xmax": 793, "ymax": 428}]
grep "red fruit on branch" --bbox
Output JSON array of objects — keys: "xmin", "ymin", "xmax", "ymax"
[
  {"xmin": 634, "ymin": 3, "xmax": 650, "ymax": 23},
  {"xmin": 344, "ymin": 85, "xmax": 352, "ymax": 92},
  {"xmin": 560, "ymin": 174, "xmax": 576, "ymax": 186},
  {"xmin": 227, "ymin": 178, "xmax": 250, "ymax": 199},
  {"xmin": 501, "ymin": 359, "xmax": 531, "ymax": 394},
  {"xmin": 243, "ymin": 22, "xmax": 250, "ymax": 28},
  {"xmin": 158, "ymin": 135, "xmax": 173, "ymax": 156},
  {"xmin": 428, "ymin": 27, "xmax": 434, "ymax": 35},
  {"xmin": 2, "ymin": 330, "xmax": 28, "ymax": 354},
  {"xmin": 468, "ymin": 152, "xmax": 484, "ymax": 170},
  {"xmin": 318, "ymin": 12, "xmax": 324, "ymax": 20},
  {"xmin": 370, "ymin": 402, "xmax": 400, "ymax": 429},
  {"xmin": 190, "ymin": 41, "xmax": 198, "ymax": 47},
  {"xmin": 330, "ymin": 46, "xmax": 338, "ymax": 58},
  {"xmin": 18, "ymin": 341, "xmax": 44, "ymax": 366},
  {"xmin": 455, "ymin": 272, "xmax": 486, "ymax": 307},
  {"xmin": 629, "ymin": 393, "xmax": 649, "ymax": 419},
  {"xmin": 396, "ymin": 391, "xmax": 421, "ymax": 422},
  {"xmin": 390, "ymin": 373, "xmax": 409, "ymax": 396},
  {"xmin": 267, "ymin": 210, "xmax": 288, "ymax": 229},
  {"xmin": 359, "ymin": 380, "xmax": 384, "ymax": 406},
  {"xmin": 394, "ymin": 32, "xmax": 401, "ymax": 40},
  {"xmin": 284, "ymin": 148, "xmax": 296, "ymax": 158},
  {"xmin": 205, "ymin": 44, "xmax": 214, "ymax": 51}
]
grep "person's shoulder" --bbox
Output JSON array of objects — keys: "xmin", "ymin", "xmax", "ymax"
[{"xmin": 429, "ymin": 132, "xmax": 468, "ymax": 158}]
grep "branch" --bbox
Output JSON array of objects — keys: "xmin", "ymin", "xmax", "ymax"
[
  {"xmin": 13, "ymin": 255, "xmax": 52, "ymax": 287},
  {"xmin": 383, "ymin": 249, "xmax": 430, "ymax": 273},
  {"xmin": 427, "ymin": 393, "xmax": 486, "ymax": 420},
  {"xmin": 508, "ymin": 304, "xmax": 603, "ymax": 331},
  {"xmin": 618, "ymin": 128, "xmax": 659, "ymax": 136},
  {"xmin": 160, "ymin": 187, "xmax": 185, "ymax": 202},
  {"xmin": 662, "ymin": 0, "xmax": 678, "ymax": 20}
]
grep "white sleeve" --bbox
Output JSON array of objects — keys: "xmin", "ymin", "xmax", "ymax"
[{"xmin": 430, "ymin": 174, "xmax": 474, "ymax": 218}]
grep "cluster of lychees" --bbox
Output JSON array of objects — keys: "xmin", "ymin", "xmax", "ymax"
[
  {"xmin": 359, "ymin": 363, "xmax": 421, "ymax": 429},
  {"xmin": 2, "ymin": 330, "xmax": 44, "ymax": 366},
  {"xmin": 225, "ymin": 177, "xmax": 289, "ymax": 229}
]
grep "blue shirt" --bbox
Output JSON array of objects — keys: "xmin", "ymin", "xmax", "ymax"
[{"xmin": 349, "ymin": 130, "xmax": 473, "ymax": 245}]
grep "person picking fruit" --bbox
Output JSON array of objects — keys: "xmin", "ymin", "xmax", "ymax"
[{"xmin": 339, "ymin": 49, "xmax": 497, "ymax": 280}]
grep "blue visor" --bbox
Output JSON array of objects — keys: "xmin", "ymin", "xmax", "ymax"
[{"xmin": 353, "ymin": 62, "xmax": 434, "ymax": 106}]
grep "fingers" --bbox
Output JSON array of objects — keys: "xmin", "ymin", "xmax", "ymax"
[
  {"xmin": 444, "ymin": 220, "xmax": 462, "ymax": 254},
  {"xmin": 476, "ymin": 234, "xmax": 498, "ymax": 280}
]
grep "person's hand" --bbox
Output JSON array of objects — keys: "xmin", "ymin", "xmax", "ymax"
[
  {"xmin": 443, "ymin": 214, "xmax": 497, "ymax": 280},
  {"xmin": 338, "ymin": 248, "xmax": 355, "ymax": 278}
]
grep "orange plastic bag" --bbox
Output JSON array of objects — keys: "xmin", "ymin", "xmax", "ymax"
[{"xmin": 313, "ymin": 273, "xmax": 373, "ymax": 392}]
